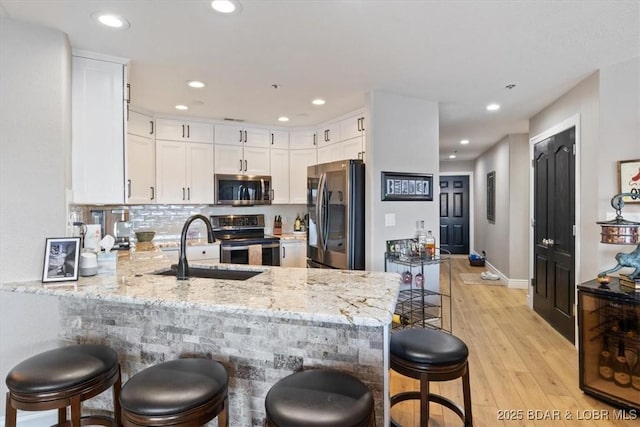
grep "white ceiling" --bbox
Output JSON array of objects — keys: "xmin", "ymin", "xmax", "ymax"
[{"xmin": 2, "ymin": 1, "xmax": 638, "ymax": 161}]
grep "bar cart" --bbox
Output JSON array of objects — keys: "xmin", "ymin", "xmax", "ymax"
[
  {"xmin": 385, "ymin": 240, "xmax": 451, "ymax": 332},
  {"xmin": 578, "ymin": 278, "xmax": 640, "ymax": 411}
]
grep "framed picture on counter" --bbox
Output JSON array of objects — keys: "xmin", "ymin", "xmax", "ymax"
[
  {"xmin": 42, "ymin": 237, "xmax": 80, "ymax": 283},
  {"xmin": 381, "ymin": 171, "xmax": 433, "ymax": 201}
]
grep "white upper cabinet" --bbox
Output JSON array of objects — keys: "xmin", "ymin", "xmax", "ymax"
[
  {"xmin": 317, "ymin": 122, "xmax": 340, "ymax": 147},
  {"xmin": 290, "ymin": 130, "xmax": 317, "ymax": 149},
  {"xmin": 214, "ymin": 145, "xmax": 270, "ymax": 175},
  {"xmin": 126, "ymin": 133, "xmax": 155, "ymax": 204},
  {"xmin": 155, "ymin": 118, "xmax": 213, "ymax": 143},
  {"xmin": 339, "ymin": 112, "xmax": 365, "ymax": 141},
  {"xmin": 214, "ymin": 124, "xmax": 270, "ymax": 147},
  {"xmin": 318, "ymin": 142, "xmax": 342, "ymax": 164},
  {"xmin": 156, "ymin": 140, "xmax": 213, "ymax": 204},
  {"xmin": 270, "ymin": 149, "xmax": 290, "ymax": 204},
  {"xmin": 71, "ymin": 55, "xmax": 126, "ymax": 204},
  {"xmin": 289, "ymin": 148, "xmax": 317, "ymax": 204},
  {"xmin": 128, "ymin": 110, "xmax": 155, "ymax": 138},
  {"xmin": 270, "ymin": 130, "xmax": 289, "ymax": 149},
  {"xmin": 243, "ymin": 146, "xmax": 270, "ymax": 175}
]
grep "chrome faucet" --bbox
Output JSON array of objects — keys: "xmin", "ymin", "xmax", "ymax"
[{"xmin": 176, "ymin": 214, "xmax": 216, "ymax": 280}]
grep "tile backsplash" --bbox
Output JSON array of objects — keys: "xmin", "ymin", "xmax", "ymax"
[{"xmin": 73, "ymin": 204, "xmax": 306, "ymax": 243}]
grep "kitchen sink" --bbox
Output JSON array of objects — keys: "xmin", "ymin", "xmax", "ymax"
[{"xmin": 153, "ymin": 265, "xmax": 262, "ymax": 281}]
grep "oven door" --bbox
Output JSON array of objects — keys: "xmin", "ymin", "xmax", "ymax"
[{"xmin": 220, "ymin": 242, "xmax": 280, "ymax": 266}]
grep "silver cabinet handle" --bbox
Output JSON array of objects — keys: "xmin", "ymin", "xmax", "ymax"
[{"xmin": 282, "ymin": 246, "xmax": 286, "ymax": 258}]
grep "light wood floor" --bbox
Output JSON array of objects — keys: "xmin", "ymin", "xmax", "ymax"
[{"xmin": 390, "ymin": 257, "xmax": 638, "ymax": 427}]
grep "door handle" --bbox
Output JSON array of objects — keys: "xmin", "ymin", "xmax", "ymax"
[
  {"xmin": 239, "ymin": 130, "xmax": 243, "ymax": 142},
  {"xmin": 187, "ymin": 187, "xmax": 191, "ymax": 200},
  {"xmin": 186, "ymin": 125, "xmax": 190, "ymax": 138},
  {"xmin": 182, "ymin": 187, "xmax": 185, "ymax": 200},
  {"xmin": 239, "ymin": 159, "xmax": 243, "ymax": 171},
  {"xmin": 150, "ymin": 186, "xmax": 155, "ymax": 200},
  {"xmin": 149, "ymin": 121, "xmax": 154, "ymax": 135},
  {"xmin": 271, "ymin": 133, "xmax": 274, "ymax": 145},
  {"xmin": 182, "ymin": 125, "xmax": 185, "ymax": 138},
  {"xmin": 127, "ymin": 179, "xmax": 131, "ymax": 198},
  {"xmin": 244, "ymin": 130, "xmax": 247, "ymax": 143},
  {"xmin": 244, "ymin": 159, "xmax": 247, "ymax": 172},
  {"xmin": 282, "ymin": 247, "xmax": 286, "ymax": 258}
]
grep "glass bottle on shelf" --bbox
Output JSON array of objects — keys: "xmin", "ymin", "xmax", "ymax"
[
  {"xmin": 612, "ymin": 340, "xmax": 631, "ymax": 387},
  {"xmin": 631, "ymin": 345, "xmax": 640, "ymax": 391},
  {"xmin": 416, "ymin": 220, "xmax": 427, "ymax": 256},
  {"xmin": 598, "ymin": 334, "xmax": 614, "ymax": 381},
  {"xmin": 425, "ymin": 230, "xmax": 436, "ymax": 259}
]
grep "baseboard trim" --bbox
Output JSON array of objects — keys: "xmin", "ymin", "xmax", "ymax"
[
  {"xmin": 484, "ymin": 261, "xmax": 528, "ymax": 289},
  {"xmin": 0, "ymin": 410, "xmax": 57, "ymax": 427}
]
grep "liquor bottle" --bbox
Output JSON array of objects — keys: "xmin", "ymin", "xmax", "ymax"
[
  {"xmin": 598, "ymin": 334, "xmax": 614, "ymax": 381},
  {"xmin": 631, "ymin": 345, "xmax": 640, "ymax": 391},
  {"xmin": 613, "ymin": 340, "xmax": 631, "ymax": 387},
  {"xmin": 425, "ymin": 230, "xmax": 436, "ymax": 259},
  {"xmin": 415, "ymin": 220, "xmax": 427, "ymax": 256},
  {"xmin": 294, "ymin": 214, "xmax": 301, "ymax": 232}
]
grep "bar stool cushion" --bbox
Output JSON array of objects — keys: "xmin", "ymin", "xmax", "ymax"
[
  {"xmin": 6, "ymin": 344, "xmax": 118, "ymax": 394},
  {"xmin": 390, "ymin": 328, "xmax": 468, "ymax": 366},
  {"xmin": 120, "ymin": 359, "xmax": 228, "ymax": 416},
  {"xmin": 265, "ymin": 369, "xmax": 374, "ymax": 427}
]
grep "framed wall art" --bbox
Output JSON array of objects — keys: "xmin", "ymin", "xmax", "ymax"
[
  {"xmin": 42, "ymin": 237, "xmax": 80, "ymax": 283},
  {"xmin": 381, "ymin": 171, "xmax": 433, "ymax": 201},
  {"xmin": 618, "ymin": 159, "xmax": 640, "ymax": 203},
  {"xmin": 487, "ymin": 171, "xmax": 496, "ymax": 223}
]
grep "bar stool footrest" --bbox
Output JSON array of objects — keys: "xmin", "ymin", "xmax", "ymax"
[
  {"xmin": 54, "ymin": 415, "xmax": 116, "ymax": 427},
  {"xmin": 390, "ymin": 391, "xmax": 467, "ymax": 425}
]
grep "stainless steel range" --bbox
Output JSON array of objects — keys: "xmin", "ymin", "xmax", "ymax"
[{"xmin": 210, "ymin": 214, "xmax": 280, "ymax": 266}]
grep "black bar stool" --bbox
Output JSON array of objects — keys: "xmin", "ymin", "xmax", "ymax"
[
  {"xmin": 119, "ymin": 358, "xmax": 228, "ymax": 427},
  {"xmin": 390, "ymin": 328, "xmax": 472, "ymax": 427},
  {"xmin": 5, "ymin": 344, "xmax": 122, "ymax": 427},
  {"xmin": 264, "ymin": 369, "xmax": 375, "ymax": 427}
]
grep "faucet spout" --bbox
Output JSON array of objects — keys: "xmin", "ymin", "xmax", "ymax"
[{"xmin": 176, "ymin": 214, "xmax": 215, "ymax": 280}]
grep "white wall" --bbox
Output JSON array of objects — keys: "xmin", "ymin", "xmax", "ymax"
[
  {"xmin": 364, "ymin": 91, "xmax": 439, "ymax": 272},
  {"xmin": 440, "ymin": 160, "xmax": 474, "ymax": 173},
  {"xmin": 0, "ymin": 18, "xmax": 69, "ymax": 417},
  {"xmin": 508, "ymin": 134, "xmax": 531, "ymax": 281}
]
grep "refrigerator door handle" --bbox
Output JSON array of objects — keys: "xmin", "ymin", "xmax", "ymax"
[{"xmin": 316, "ymin": 173, "xmax": 327, "ymax": 251}]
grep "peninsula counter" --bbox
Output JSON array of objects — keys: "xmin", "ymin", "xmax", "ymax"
[{"xmin": 2, "ymin": 252, "xmax": 401, "ymax": 426}]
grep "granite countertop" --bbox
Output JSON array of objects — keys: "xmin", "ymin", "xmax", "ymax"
[
  {"xmin": 278, "ymin": 233, "xmax": 308, "ymax": 241},
  {"xmin": 2, "ymin": 250, "xmax": 400, "ymax": 327}
]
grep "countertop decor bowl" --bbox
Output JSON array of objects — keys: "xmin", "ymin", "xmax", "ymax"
[{"xmin": 135, "ymin": 231, "xmax": 156, "ymax": 242}]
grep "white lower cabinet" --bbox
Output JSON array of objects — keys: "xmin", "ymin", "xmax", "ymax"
[
  {"xmin": 270, "ymin": 149, "xmax": 289, "ymax": 204},
  {"xmin": 289, "ymin": 149, "xmax": 317, "ymax": 204},
  {"xmin": 126, "ymin": 134, "xmax": 155, "ymax": 203},
  {"xmin": 161, "ymin": 243, "xmax": 220, "ymax": 263},
  {"xmin": 156, "ymin": 141, "xmax": 213, "ymax": 204},
  {"xmin": 280, "ymin": 240, "xmax": 307, "ymax": 268}
]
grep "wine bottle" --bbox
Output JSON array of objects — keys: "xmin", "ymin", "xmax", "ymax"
[
  {"xmin": 598, "ymin": 334, "xmax": 614, "ymax": 381},
  {"xmin": 425, "ymin": 230, "xmax": 436, "ymax": 259},
  {"xmin": 613, "ymin": 340, "xmax": 631, "ymax": 387},
  {"xmin": 294, "ymin": 214, "xmax": 301, "ymax": 232},
  {"xmin": 415, "ymin": 220, "xmax": 427, "ymax": 256},
  {"xmin": 631, "ymin": 345, "xmax": 640, "ymax": 391}
]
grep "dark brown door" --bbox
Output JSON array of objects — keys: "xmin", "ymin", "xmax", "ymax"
[
  {"xmin": 439, "ymin": 175, "xmax": 470, "ymax": 254},
  {"xmin": 533, "ymin": 127, "xmax": 575, "ymax": 342}
]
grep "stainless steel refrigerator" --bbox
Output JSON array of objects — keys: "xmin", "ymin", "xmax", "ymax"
[{"xmin": 307, "ymin": 159, "xmax": 365, "ymax": 270}]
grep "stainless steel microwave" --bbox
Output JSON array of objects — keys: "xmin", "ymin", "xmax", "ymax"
[{"xmin": 214, "ymin": 174, "xmax": 272, "ymax": 206}]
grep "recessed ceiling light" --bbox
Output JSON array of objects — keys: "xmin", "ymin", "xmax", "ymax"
[
  {"xmin": 312, "ymin": 98, "xmax": 326, "ymax": 106},
  {"xmin": 278, "ymin": 116, "xmax": 289, "ymax": 122},
  {"xmin": 175, "ymin": 105, "xmax": 189, "ymax": 111},
  {"xmin": 460, "ymin": 139, "xmax": 470, "ymax": 145},
  {"xmin": 211, "ymin": 0, "xmax": 241, "ymax": 14},
  {"xmin": 187, "ymin": 80, "xmax": 206, "ymax": 88},
  {"xmin": 486, "ymin": 103, "xmax": 500, "ymax": 111},
  {"xmin": 91, "ymin": 12, "xmax": 130, "ymax": 29},
  {"xmin": 449, "ymin": 154, "xmax": 457, "ymax": 159}
]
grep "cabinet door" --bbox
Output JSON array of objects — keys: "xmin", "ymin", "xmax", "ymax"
[
  {"xmin": 71, "ymin": 56, "xmax": 125, "ymax": 204},
  {"xmin": 270, "ymin": 148, "xmax": 289, "ymax": 204},
  {"xmin": 244, "ymin": 127, "xmax": 270, "ymax": 147},
  {"xmin": 281, "ymin": 241, "xmax": 306, "ymax": 267},
  {"xmin": 244, "ymin": 146, "xmax": 270, "ymax": 175},
  {"xmin": 155, "ymin": 140, "xmax": 186, "ymax": 203},
  {"xmin": 290, "ymin": 130, "xmax": 317, "ymax": 149},
  {"xmin": 339, "ymin": 113, "xmax": 364, "ymax": 141},
  {"xmin": 186, "ymin": 143, "xmax": 214, "ymax": 203},
  {"xmin": 156, "ymin": 118, "xmax": 187, "ymax": 140},
  {"xmin": 214, "ymin": 144, "xmax": 244, "ymax": 174},
  {"xmin": 185, "ymin": 121, "xmax": 213, "ymax": 143},
  {"xmin": 318, "ymin": 122, "xmax": 341, "ymax": 146},
  {"xmin": 270, "ymin": 130, "xmax": 289, "ymax": 149},
  {"xmin": 128, "ymin": 110, "xmax": 154, "ymax": 138},
  {"xmin": 214, "ymin": 124, "xmax": 244, "ymax": 145},
  {"xmin": 289, "ymin": 148, "xmax": 317, "ymax": 204},
  {"xmin": 318, "ymin": 142, "xmax": 341, "ymax": 164},
  {"xmin": 126, "ymin": 134, "xmax": 155, "ymax": 204},
  {"xmin": 342, "ymin": 137, "xmax": 364, "ymax": 161}
]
